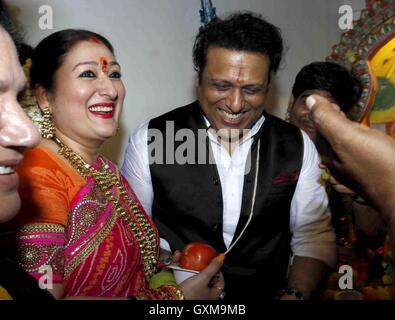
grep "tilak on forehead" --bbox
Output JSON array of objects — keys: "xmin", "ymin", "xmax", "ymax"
[
  {"xmin": 100, "ymin": 56, "xmax": 108, "ymax": 73},
  {"xmin": 236, "ymin": 57, "xmax": 245, "ymax": 84}
]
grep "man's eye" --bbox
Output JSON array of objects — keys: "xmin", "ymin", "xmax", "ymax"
[
  {"xmin": 109, "ymin": 71, "xmax": 122, "ymax": 79},
  {"xmin": 243, "ymin": 88, "xmax": 261, "ymax": 95},
  {"xmin": 213, "ymin": 84, "xmax": 230, "ymax": 91},
  {"xmin": 79, "ymin": 70, "xmax": 96, "ymax": 78}
]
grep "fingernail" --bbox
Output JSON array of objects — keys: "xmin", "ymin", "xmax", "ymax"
[
  {"xmin": 306, "ymin": 96, "xmax": 316, "ymax": 110},
  {"xmin": 216, "ymin": 253, "xmax": 225, "ymax": 263}
]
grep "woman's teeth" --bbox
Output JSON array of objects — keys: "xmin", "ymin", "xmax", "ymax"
[
  {"xmin": 0, "ymin": 166, "xmax": 16, "ymax": 175},
  {"xmin": 89, "ymin": 106, "xmax": 114, "ymax": 113}
]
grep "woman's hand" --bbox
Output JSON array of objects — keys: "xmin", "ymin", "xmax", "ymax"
[{"xmin": 179, "ymin": 254, "xmax": 225, "ymax": 300}]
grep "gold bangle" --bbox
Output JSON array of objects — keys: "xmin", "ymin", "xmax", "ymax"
[{"xmin": 163, "ymin": 284, "xmax": 185, "ymax": 300}]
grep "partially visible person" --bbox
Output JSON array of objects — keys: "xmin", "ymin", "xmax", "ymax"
[
  {"xmin": 11, "ymin": 29, "xmax": 224, "ymax": 300},
  {"xmin": 122, "ymin": 12, "xmax": 335, "ymax": 300},
  {"xmin": 306, "ymin": 95, "xmax": 395, "ymax": 239},
  {"xmin": 0, "ymin": 17, "xmax": 45, "ymax": 299},
  {"xmin": 288, "ymin": 62, "xmax": 394, "ymax": 298},
  {"xmin": 287, "ymin": 61, "xmax": 386, "ymax": 247},
  {"xmin": 288, "ymin": 61, "xmax": 362, "ymax": 144}
]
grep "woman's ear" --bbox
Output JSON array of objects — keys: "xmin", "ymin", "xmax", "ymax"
[{"xmin": 34, "ymin": 85, "xmax": 52, "ymax": 113}]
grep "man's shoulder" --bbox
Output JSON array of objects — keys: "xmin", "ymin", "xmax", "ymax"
[
  {"xmin": 148, "ymin": 101, "xmax": 203, "ymax": 130},
  {"xmin": 263, "ymin": 112, "xmax": 301, "ymax": 135},
  {"xmin": 150, "ymin": 101, "xmax": 199, "ymax": 123}
]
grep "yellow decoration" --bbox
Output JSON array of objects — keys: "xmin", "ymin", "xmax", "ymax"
[
  {"xmin": 0, "ymin": 286, "xmax": 13, "ymax": 300},
  {"xmin": 382, "ymin": 274, "xmax": 394, "ymax": 285},
  {"xmin": 370, "ymin": 37, "xmax": 395, "ymax": 125}
]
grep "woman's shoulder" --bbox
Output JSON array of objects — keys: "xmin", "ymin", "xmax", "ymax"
[
  {"xmin": 17, "ymin": 145, "xmax": 84, "ymax": 226},
  {"xmin": 19, "ymin": 145, "xmax": 83, "ymax": 183},
  {"xmin": 21, "ymin": 144, "xmax": 63, "ymax": 170}
]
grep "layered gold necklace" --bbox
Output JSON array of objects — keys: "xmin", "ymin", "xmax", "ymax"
[{"xmin": 53, "ymin": 136, "xmax": 158, "ymax": 282}]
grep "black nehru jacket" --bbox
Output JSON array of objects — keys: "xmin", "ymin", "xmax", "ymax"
[{"xmin": 148, "ymin": 101, "xmax": 303, "ymax": 299}]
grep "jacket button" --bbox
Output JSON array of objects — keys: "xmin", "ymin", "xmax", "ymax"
[
  {"xmin": 212, "ymin": 223, "xmax": 219, "ymax": 231},
  {"xmin": 213, "ymin": 177, "xmax": 219, "ymax": 185}
]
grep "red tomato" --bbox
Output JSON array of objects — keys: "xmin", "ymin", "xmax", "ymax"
[{"xmin": 179, "ymin": 242, "xmax": 217, "ymax": 271}]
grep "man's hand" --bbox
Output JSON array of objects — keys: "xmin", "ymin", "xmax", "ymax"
[{"xmin": 306, "ymin": 94, "xmax": 395, "ymax": 222}]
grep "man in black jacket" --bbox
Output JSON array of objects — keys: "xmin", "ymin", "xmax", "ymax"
[{"xmin": 122, "ymin": 12, "xmax": 335, "ymax": 300}]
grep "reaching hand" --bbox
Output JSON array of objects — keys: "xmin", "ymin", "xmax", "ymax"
[
  {"xmin": 319, "ymin": 164, "xmax": 355, "ymax": 195},
  {"xmin": 179, "ymin": 254, "xmax": 225, "ymax": 300}
]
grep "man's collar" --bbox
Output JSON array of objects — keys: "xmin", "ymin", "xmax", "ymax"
[{"xmin": 203, "ymin": 114, "xmax": 266, "ymax": 141}]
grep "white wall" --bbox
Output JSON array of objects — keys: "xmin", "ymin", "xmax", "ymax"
[{"xmin": 11, "ymin": 0, "xmax": 356, "ymax": 163}]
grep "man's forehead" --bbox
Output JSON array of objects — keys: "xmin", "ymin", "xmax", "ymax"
[
  {"xmin": 0, "ymin": 28, "xmax": 26, "ymax": 90},
  {"xmin": 207, "ymin": 47, "xmax": 268, "ymax": 62}
]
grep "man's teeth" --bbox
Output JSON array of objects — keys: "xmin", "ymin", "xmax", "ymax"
[
  {"xmin": 222, "ymin": 110, "xmax": 243, "ymax": 120},
  {"xmin": 0, "ymin": 166, "xmax": 16, "ymax": 174},
  {"xmin": 89, "ymin": 106, "xmax": 114, "ymax": 112}
]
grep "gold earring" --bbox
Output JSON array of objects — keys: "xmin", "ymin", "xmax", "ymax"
[{"xmin": 40, "ymin": 107, "xmax": 55, "ymax": 139}]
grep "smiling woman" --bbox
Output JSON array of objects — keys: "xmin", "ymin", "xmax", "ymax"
[
  {"xmin": 9, "ymin": 29, "xmax": 224, "ymax": 300},
  {"xmin": 14, "ymin": 29, "xmax": 159, "ymax": 299}
]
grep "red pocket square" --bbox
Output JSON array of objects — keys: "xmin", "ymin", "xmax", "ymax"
[{"xmin": 273, "ymin": 170, "xmax": 300, "ymax": 185}]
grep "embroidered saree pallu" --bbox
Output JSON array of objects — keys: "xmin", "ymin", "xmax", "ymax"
[{"xmin": 16, "ymin": 146, "xmax": 183, "ymax": 299}]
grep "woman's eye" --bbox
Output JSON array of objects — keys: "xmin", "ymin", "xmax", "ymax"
[
  {"xmin": 79, "ymin": 70, "xmax": 96, "ymax": 78},
  {"xmin": 109, "ymin": 71, "xmax": 122, "ymax": 79}
]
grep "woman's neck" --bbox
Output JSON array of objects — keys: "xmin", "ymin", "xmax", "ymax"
[{"xmin": 51, "ymin": 130, "xmax": 101, "ymax": 164}]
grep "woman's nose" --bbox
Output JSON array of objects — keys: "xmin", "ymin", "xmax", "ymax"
[{"xmin": 98, "ymin": 76, "xmax": 118, "ymax": 100}]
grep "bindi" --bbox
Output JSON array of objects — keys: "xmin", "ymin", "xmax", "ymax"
[{"xmin": 100, "ymin": 56, "xmax": 108, "ymax": 73}]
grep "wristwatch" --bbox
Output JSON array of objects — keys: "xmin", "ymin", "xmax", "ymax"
[{"xmin": 276, "ymin": 288, "xmax": 304, "ymax": 300}]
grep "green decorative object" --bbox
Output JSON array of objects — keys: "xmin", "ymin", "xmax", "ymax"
[{"xmin": 148, "ymin": 270, "xmax": 177, "ymax": 289}]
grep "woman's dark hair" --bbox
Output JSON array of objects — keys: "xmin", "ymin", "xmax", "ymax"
[
  {"xmin": 292, "ymin": 61, "xmax": 363, "ymax": 114},
  {"xmin": 193, "ymin": 12, "xmax": 283, "ymax": 81},
  {"xmin": 31, "ymin": 29, "xmax": 114, "ymax": 91}
]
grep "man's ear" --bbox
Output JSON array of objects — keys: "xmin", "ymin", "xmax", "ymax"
[
  {"xmin": 288, "ymin": 95, "xmax": 295, "ymax": 110},
  {"xmin": 285, "ymin": 95, "xmax": 295, "ymax": 121},
  {"xmin": 194, "ymin": 73, "xmax": 200, "ymax": 88},
  {"xmin": 34, "ymin": 85, "xmax": 52, "ymax": 113},
  {"xmin": 194, "ymin": 73, "xmax": 201, "ymax": 99}
]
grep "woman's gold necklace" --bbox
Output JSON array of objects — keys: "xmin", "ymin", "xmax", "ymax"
[{"xmin": 53, "ymin": 136, "xmax": 158, "ymax": 282}]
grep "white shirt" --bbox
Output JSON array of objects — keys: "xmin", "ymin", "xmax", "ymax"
[{"xmin": 121, "ymin": 115, "xmax": 336, "ymax": 267}]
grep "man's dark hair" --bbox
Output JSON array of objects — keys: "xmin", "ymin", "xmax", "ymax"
[
  {"xmin": 0, "ymin": 0, "xmax": 28, "ymax": 64},
  {"xmin": 193, "ymin": 12, "xmax": 283, "ymax": 81},
  {"xmin": 292, "ymin": 61, "xmax": 363, "ymax": 113}
]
